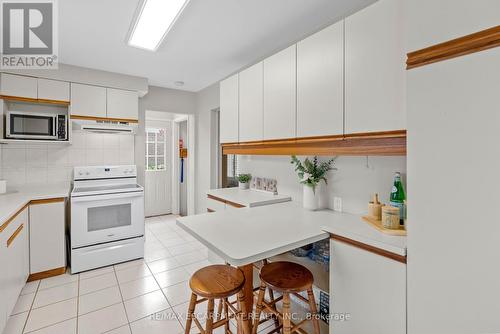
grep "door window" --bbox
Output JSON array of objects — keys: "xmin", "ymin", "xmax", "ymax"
[{"xmin": 146, "ymin": 128, "xmax": 167, "ymax": 170}]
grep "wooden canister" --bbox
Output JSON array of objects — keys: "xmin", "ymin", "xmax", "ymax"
[
  {"xmin": 382, "ymin": 206, "xmax": 400, "ymax": 229},
  {"xmin": 368, "ymin": 193, "xmax": 384, "ymax": 220}
]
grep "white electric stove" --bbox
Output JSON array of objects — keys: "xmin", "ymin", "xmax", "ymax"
[{"xmin": 70, "ymin": 165, "xmax": 144, "ymax": 273}]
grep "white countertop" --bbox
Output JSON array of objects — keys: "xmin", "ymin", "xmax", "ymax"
[
  {"xmin": 207, "ymin": 188, "xmax": 291, "ymax": 207},
  {"xmin": 0, "ymin": 183, "xmax": 71, "ymax": 225},
  {"xmin": 177, "ymin": 201, "xmax": 407, "ymax": 266}
]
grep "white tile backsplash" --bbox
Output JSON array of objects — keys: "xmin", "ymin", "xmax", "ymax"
[
  {"xmin": 0, "ymin": 131, "xmax": 135, "ymax": 186},
  {"xmin": 238, "ymin": 155, "xmax": 407, "ymax": 215}
]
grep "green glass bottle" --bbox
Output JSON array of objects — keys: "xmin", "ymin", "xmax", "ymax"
[{"xmin": 390, "ymin": 172, "xmax": 406, "ymax": 224}]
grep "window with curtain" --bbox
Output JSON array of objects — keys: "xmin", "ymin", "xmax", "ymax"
[{"xmin": 145, "ymin": 128, "xmax": 166, "ymax": 171}]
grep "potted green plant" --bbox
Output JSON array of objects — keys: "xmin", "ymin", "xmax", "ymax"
[
  {"xmin": 237, "ymin": 173, "xmax": 252, "ymax": 189},
  {"xmin": 291, "ymin": 156, "xmax": 337, "ymax": 210}
]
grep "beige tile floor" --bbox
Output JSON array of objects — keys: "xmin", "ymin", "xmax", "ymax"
[{"xmin": 3, "ymin": 214, "xmax": 322, "ymax": 334}]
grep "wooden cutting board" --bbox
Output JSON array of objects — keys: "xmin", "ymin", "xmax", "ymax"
[{"xmin": 362, "ymin": 216, "xmax": 407, "ymax": 236}]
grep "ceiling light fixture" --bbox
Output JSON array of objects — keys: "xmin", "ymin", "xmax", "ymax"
[
  {"xmin": 128, "ymin": 0, "xmax": 190, "ymax": 51},
  {"xmin": 174, "ymin": 81, "xmax": 185, "ymax": 87}
]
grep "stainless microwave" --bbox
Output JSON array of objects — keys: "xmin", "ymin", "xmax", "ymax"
[{"xmin": 5, "ymin": 111, "xmax": 68, "ymax": 141}]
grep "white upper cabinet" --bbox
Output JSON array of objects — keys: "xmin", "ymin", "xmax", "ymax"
[
  {"xmin": 345, "ymin": 0, "xmax": 406, "ymax": 134},
  {"xmin": 239, "ymin": 62, "xmax": 264, "ymax": 142},
  {"xmin": 297, "ymin": 21, "xmax": 344, "ymax": 138},
  {"xmin": 70, "ymin": 83, "xmax": 106, "ymax": 118},
  {"xmin": 220, "ymin": 74, "xmax": 239, "ymax": 143},
  {"xmin": 263, "ymin": 45, "xmax": 297, "ymax": 140},
  {"xmin": 0, "ymin": 73, "xmax": 37, "ymax": 99},
  {"xmin": 106, "ymin": 88, "xmax": 139, "ymax": 120},
  {"xmin": 37, "ymin": 78, "xmax": 70, "ymax": 102}
]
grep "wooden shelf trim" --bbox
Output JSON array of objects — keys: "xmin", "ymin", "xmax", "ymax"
[
  {"xmin": 407, "ymin": 25, "xmax": 500, "ymax": 69},
  {"xmin": 0, "ymin": 95, "xmax": 70, "ymax": 106},
  {"xmin": 222, "ymin": 130, "xmax": 406, "ymax": 156},
  {"xmin": 70, "ymin": 115, "xmax": 139, "ymax": 124},
  {"xmin": 207, "ymin": 194, "xmax": 245, "ymax": 208},
  {"xmin": 331, "ymin": 234, "xmax": 407, "ymax": 264}
]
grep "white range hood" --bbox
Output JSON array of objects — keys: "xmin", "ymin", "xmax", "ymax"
[{"xmin": 72, "ymin": 118, "xmax": 137, "ymax": 134}]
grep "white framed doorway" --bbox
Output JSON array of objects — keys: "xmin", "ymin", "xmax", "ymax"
[{"xmin": 144, "ymin": 117, "xmax": 172, "ymax": 217}]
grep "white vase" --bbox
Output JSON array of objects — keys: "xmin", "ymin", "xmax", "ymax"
[
  {"xmin": 239, "ymin": 182, "xmax": 249, "ymax": 190},
  {"xmin": 303, "ymin": 185, "xmax": 319, "ymax": 211}
]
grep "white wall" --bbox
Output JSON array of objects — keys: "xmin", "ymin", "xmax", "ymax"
[
  {"xmin": 0, "ymin": 131, "xmax": 134, "ymax": 187},
  {"xmin": 194, "ymin": 83, "xmax": 220, "ymax": 213},
  {"xmin": 238, "ymin": 155, "xmax": 405, "ymax": 214}
]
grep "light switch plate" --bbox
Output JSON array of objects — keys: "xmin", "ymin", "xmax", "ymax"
[{"xmin": 333, "ymin": 197, "xmax": 342, "ymax": 212}]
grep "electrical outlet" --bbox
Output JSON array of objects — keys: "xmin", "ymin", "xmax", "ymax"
[{"xmin": 333, "ymin": 197, "xmax": 342, "ymax": 212}]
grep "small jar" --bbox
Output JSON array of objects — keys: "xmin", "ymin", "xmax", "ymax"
[{"xmin": 382, "ymin": 206, "xmax": 400, "ymax": 229}]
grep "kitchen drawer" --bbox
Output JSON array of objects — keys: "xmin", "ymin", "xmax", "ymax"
[{"xmin": 207, "ymin": 197, "xmax": 226, "ymax": 212}]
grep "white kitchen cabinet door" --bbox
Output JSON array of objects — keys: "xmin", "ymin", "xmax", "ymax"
[
  {"xmin": 70, "ymin": 83, "xmax": 106, "ymax": 118},
  {"xmin": 220, "ymin": 74, "xmax": 239, "ymax": 143},
  {"xmin": 297, "ymin": 21, "xmax": 344, "ymax": 138},
  {"xmin": 29, "ymin": 200, "xmax": 66, "ymax": 274},
  {"xmin": 263, "ymin": 45, "xmax": 297, "ymax": 140},
  {"xmin": 37, "ymin": 78, "xmax": 70, "ymax": 102},
  {"xmin": 4, "ymin": 208, "xmax": 29, "ymax": 319},
  {"xmin": 106, "ymin": 88, "xmax": 139, "ymax": 120},
  {"xmin": 330, "ymin": 239, "xmax": 406, "ymax": 334},
  {"xmin": 0, "ymin": 73, "xmax": 37, "ymax": 99},
  {"xmin": 345, "ymin": 0, "xmax": 406, "ymax": 134},
  {"xmin": 238, "ymin": 62, "xmax": 263, "ymax": 142}
]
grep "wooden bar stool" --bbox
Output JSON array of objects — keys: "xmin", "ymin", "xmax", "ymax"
[
  {"xmin": 252, "ymin": 261, "xmax": 320, "ymax": 334},
  {"xmin": 185, "ymin": 264, "xmax": 249, "ymax": 334}
]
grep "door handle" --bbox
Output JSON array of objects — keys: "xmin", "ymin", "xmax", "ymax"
[{"xmin": 7, "ymin": 224, "xmax": 24, "ymax": 248}]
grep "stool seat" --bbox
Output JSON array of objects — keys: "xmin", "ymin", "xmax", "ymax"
[
  {"xmin": 190, "ymin": 264, "xmax": 245, "ymax": 298},
  {"xmin": 259, "ymin": 261, "xmax": 313, "ymax": 293}
]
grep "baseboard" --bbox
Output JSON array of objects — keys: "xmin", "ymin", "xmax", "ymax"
[{"xmin": 28, "ymin": 267, "xmax": 66, "ymax": 282}]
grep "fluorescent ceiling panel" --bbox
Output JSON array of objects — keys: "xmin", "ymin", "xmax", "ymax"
[{"xmin": 128, "ymin": 0, "xmax": 188, "ymax": 51}]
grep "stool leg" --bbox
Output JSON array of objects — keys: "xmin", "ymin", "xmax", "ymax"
[
  {"xmin": 307, "ymin": 288, "xmax": 321, "ymax": 334},
  {"xmin": 217, "ymin": 298, "xmax": 223, "ymax": 321},
  {"xmin": 223, "ymin": 298, "xmax": 230, "ymax": 334},
  {"xmin": 282, "ymin": 293, "xmax": 292, "ymax": 334},
  {"xmin": 206, "ymin": 298, "xmax": 215, "ymax": 334},
  {"xmin": 251, "ymin": 283, "xmax": 266, "ymax": 334},
  {"xmin": 237, "ymin": 290, "xmax": 251, "ymax": 334},
  {"xmin": 185, "ymin": 293, "xmax": 197, "ymax": 334},
  {"xmin": 267, "ymin": 287, "xmax": 281, "ymax": 328}
]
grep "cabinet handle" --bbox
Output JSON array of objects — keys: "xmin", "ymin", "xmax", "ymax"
[{"xmin": 7, "ymin": 224, "xmax": 24, "ymax": 248}]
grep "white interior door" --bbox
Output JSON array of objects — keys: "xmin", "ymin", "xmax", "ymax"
[{"xmin": 145, "ymin": 121, "xmax": 172, "ymax": 216}]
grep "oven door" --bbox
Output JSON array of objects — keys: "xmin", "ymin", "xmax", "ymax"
[
  {"xmin": 71, "ymin": 191, "xmax": 144, "ymax": 248},
  {"xmin": 6, "ymin": 112, "xmax": 57, "ymax": 140}
]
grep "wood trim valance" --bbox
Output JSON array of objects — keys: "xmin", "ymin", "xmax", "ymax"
[
  {"xmin": 0, "ymin": 95, "xmax": 70, "ymax": 106},
  {"xmin": 407, "ymin": 25, "xmax": 500, "ymax": 69},
  {"xmin": 70, "ymin": 115, "xmax": 139, "ymax": 124},
  {"xmin": 222, "ymin": 130, "xmax": 406, "ymax": 156}
]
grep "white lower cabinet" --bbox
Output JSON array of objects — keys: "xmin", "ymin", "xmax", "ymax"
[
  {"xmin": 0, "ymin": 207, "xmax": 29, "ymax": 333},
  {"xmin": 330, "ymin": 239, "xmax": 406, "ymax": 334},
  {"xmin": 29, "ymin": 200, "xmax": 66, "ymax": 274}
]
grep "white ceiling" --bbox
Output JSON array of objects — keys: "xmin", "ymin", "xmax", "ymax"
[{"xmin": 59, "ymin": 0, "xmax": 376, "ymax": 92}]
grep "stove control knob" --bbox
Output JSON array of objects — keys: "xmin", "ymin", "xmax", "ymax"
[
  {"xmin": 86, "ymin": 172, "xmax": 90, "ymax": 176},
  {"xmin": 78, "ymin": 171, "xmax": 83, "ymax": 176}
]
